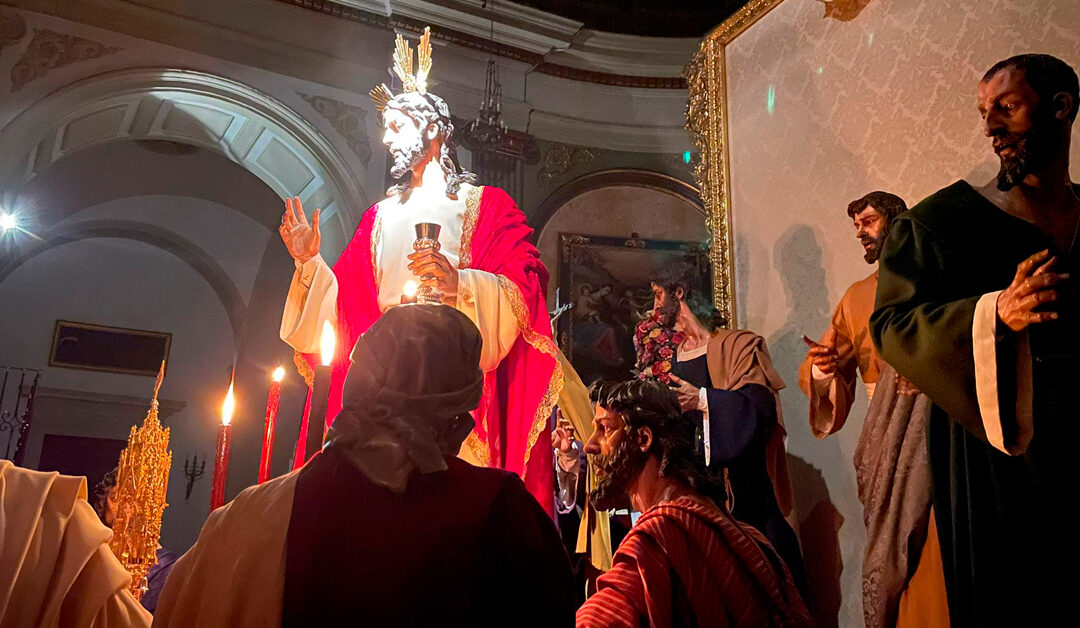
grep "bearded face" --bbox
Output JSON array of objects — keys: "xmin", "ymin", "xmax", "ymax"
[
  {"xmin": 586, "ymin": 405, "xmax": 648, "ymax": 511},
  {"xmin": 978, "ymin": 67, "xmax": 1062, "ymax": 192},
  {"xmin": 852, "ymin": 207, "xmax": 887, "ymax": 264},
  {"xmin": 382, "ymin": 107, "xmax": 432, "ymax": 180},
  {"xmin": 651, "ymin": 283, "xmax": 681, "ymax": 328}
]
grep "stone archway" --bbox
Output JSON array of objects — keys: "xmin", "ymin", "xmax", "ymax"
[{"xmin": 0, "ymin": 67, "xmax": 368, "ymax": 229}]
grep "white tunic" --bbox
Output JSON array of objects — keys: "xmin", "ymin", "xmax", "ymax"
[{"xmin": 279, "ymin": 183, "xmax": 520, "ymax": 373}]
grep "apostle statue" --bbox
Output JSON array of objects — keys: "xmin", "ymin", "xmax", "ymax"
[{"xmin": 278, "ymin": 28, "xmax": 561, "ymax": 510}]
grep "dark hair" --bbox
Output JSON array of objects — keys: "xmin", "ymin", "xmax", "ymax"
[
  {"xmin": 983, "ymin": 54, "xmax": 1080, "ymax": 122},
  {"xmin": 846, "ymin": 190, "xmax": 908, "ymax": 224},
  {"xmin": 588, "ymin": 379, "xmax": 724, "ymax": 502},
  {"xmin": 93, "ymin": 466, "xmax": 118, "ymax": 523},
  {"xmin": 651, "ymin": 263, "xmax": 727, "ymax": 330}
]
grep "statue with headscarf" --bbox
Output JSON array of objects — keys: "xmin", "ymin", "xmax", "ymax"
[
  {"xmin": 153, "ymin": 305, "xmax": 577, "ymax": 628},
  {"xmin": 278, "ymin": 27, "xmax": 561, "ymax": 513}
]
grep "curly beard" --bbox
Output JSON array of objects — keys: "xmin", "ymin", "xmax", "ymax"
[
  {"xmin": 994, "ymin": 111, "xmax": 1054, "ymax": 191},
  {"xmin": 588, "ymin": 435, "xmax": 648, "ymax": 512},
  {"xmin": 389, "ymin": 135, "xmax": 430, "ymax": 180}
]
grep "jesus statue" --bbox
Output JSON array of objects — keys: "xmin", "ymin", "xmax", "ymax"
[{"xmin": 277, "ymin": 28, "xmax": 561, "ymax": 511}]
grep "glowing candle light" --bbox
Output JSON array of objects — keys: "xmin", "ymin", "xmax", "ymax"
[
  {"xmin": 401, "ymin": 279, "xmax": 419, "ymax": 304},
  {"xmin": 210, "ymin": 381, "xmax": 235, "ymax": 510},
  {"xmin": 258, "ymin": 367, "xmax": 285, "ymax": 484},
  {"xmin": 305, "ymin": 322, "xmax": 335, "ymax": 462}
]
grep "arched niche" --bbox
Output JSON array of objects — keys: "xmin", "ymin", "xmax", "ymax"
[
  {"xmin": 0, "ymin": 67, "xmax": 368, "ymax": 233},
  {"xmin": 534, "ymin": 169, "xmax": 709, "ymax": 303}
]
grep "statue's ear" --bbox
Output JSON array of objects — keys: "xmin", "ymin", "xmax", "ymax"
[{"xmin": 426, "ymin": 122, "xmax": 439, "ymax": 140}]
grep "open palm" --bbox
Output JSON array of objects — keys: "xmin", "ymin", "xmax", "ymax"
[{"xmin": 279, "ymin": 196, "xmax": 321, "ymax": 263}]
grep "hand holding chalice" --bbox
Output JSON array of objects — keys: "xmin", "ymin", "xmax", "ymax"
[{"xmin": 406, "ymin": 222, "xmax": 458, "ymax": 304}]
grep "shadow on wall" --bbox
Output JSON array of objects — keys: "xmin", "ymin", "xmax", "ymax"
[{"xmin": 768, "ymin": 224, "xmax": 843, "ymax": 628}]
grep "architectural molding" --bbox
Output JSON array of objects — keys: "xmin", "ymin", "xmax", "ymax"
[
  {"xmin": 11, "ymin": 28, "xmax": 120, "ymax": 92},
  {"xmin": 297, "ymin": 91, "xmax": 372, "ymax": 168},
  {"xmin": 0, "ymin": 67, "xmax": 369, "ymax": 229},
  {"xmin": 37, "ymin": 386, "xmax": 187, "ymax": 418},
  {"xmin": 0, "ymin": 219, "xmax": 247, "ymax": 340},
  {"xmin": 0, "ymin": 7, "xmax": 27, "ymax": 55},
  {"xmin": 536, "ymin": 142, "xmax": 596, "ymax": 189},
  {"xmin": 532, "ymin": 168, "xmax": 704, "ymax": 237}
]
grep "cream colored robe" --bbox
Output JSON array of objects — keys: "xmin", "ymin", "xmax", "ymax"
[{"xmin": 0, "ymin": 460, "xmax": 151, "ymax": 628}]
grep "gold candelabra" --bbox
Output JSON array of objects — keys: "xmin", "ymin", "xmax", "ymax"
[{"xmin": 108, "ymin": 361, "xmax": 172, "ymax": 600}]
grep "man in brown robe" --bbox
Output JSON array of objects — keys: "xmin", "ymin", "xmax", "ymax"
[
  {"xmin": 575, "ymin": 379, "xmax": 812, "ymax": 628},
  {"xmin": 655, "ymin": 269, "xmax": 805, "ymax": 592},
  {"xmin": 799, "ymin": 192, "xmax": 949, "ymax": 628},
  {"xmin": 154, "ymin": 305, "xmax": 576, "ymax": 628}
]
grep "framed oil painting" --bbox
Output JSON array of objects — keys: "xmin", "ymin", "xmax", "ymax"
[{"xmin": 557, "ymin": 233, "xmax": 710, "ymax": 386}]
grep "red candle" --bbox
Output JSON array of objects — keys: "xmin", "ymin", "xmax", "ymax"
[
  {"xmin": 211, "ymin": 383, "xmax": 235, "ymax": 510},
  {"xmin": 258, "ymin": 367, "xmax": 285, "ymax": 484}
]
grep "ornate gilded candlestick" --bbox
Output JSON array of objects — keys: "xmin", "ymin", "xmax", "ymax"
[{"xmin": 412, "ymin": 222, "xmax": 443, "ymax": 304}]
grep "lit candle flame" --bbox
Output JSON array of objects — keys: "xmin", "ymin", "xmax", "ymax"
[
  {"xmin": 272, "ymin": 366, "xmax": 285, "ymax": 382},
  {"xmin": 222, "ymin": 382, "xmax": 235, "ymax": 426},
  {"xmin": 403, "ymin": 280, "xmax": 419, "ymax": 299},
  {"xmin": 320, "ymin": 321, "xmax": 336, "ymax": 366}
]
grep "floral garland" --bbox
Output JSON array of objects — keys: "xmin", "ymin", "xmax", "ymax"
[{"xmin": 633, "ymin": 311, "xmax": 685, "ymax": 385}]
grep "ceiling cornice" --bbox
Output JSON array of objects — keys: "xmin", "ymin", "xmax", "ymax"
[{"xmin": 280, "ymin": 0, "xmax": 689, "ymax": 89}]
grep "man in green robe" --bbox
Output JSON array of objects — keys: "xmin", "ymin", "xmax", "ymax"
[{"xmin": 871, "ymin": 54, "xmax": 1079, "ymax": 628}]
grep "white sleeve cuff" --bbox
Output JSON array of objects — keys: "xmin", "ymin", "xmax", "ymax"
[
  {"xmin": 280, "ymin": 254, "xmax": 337, "ymax": 354},
  {"xmin": 455, "ymin": 269, "xmax": 521, "ymax": 372},
  {"xmin": 699, "ymin": 387, "xmax": 711, "ymax": 466},
  {"xmin": 972, "ymin": 290, "xmax": 1033, "ymax": 455}
]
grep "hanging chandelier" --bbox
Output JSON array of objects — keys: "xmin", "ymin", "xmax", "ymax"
[{"xmin": 461, "ymin": 1, "xmax": 509, "ymax": 153}]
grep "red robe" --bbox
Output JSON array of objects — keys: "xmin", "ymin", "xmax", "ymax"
[
  {"xmin": 292, "ymin": 186, "xmax": 561, "ymax": 512},
  {"xmin": 576, "ymin": 497, "xmax": 813, "ymax": 628}
]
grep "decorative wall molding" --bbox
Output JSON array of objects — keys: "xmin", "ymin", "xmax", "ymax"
[
  {"xmin": 37, "ymin": 386, "xmax": 187, "ymax": 419},
  {"xmin": 0, "ymin": 68, "xmax": 369, "ymax": 233},
  {"xmin": 10, "ymin": 28, "xmax": 120, "ymax": 92},
  {"xmin": 532, "ymin": 168, "xmax": 704, "ymax": 237},
  {"xmin": 537, "ymin": 142, "xmax": 596, "ymax": 189},
  {"xmin": 297, "ymin": 92, "xmax": 372, "ymax": 167},
  {"xmin": 282, "ymin": 0, "xmax": 690, "ymax": 88},
  {"xmin": 0, "ymin": 8, "xmax": 27, "ymax": 55}
]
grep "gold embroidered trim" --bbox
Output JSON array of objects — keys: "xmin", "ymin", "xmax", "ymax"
[
  {"xmin": 464, "ymin": 430, "xmax": 490, "ymax": 467},
  {"xmin": 458, "ymin": 185, "xmax": 483, "ymax": 269},
  {"xmin": 293, "ymin": 350, "xmax": 314, "ymax": 388},
  {"xmin": 370, "ymin": 209, "xmax": 382, "ymax": 278},
  {"xmin": 496, "ymin": 274, "xmax": 564, "ymax": 466}
]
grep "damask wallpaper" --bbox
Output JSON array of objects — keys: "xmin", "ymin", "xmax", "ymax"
[{"xmin": 722, "ymin": 1, "xmax": 1080, "ymax": 626}]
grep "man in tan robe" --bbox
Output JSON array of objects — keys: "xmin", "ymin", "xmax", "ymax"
[
  {"xmin": 0, "ymin": 460, "xmax": 151, "ymax": 628},
  {"xmin": 799, "ymin": 191, "xmax": 948, "ymax": 628}
]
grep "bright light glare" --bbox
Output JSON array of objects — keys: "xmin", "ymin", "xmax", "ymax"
[
  {"xmin": 272, "ymin": 366, "xmax": 286, "ymax": 382},
  {"xmin": 403, "ymin": 279, "xmax": 419, "ymax": 298},
  {"xmin": 0, "ymin": 213, "xmax": 16, "ymax": 231},
  {"xmin": 320, "ymin": 321, "xmax": 336, "ymax": 366}
]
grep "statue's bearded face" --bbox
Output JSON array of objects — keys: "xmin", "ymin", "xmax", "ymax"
[
  {"xmin": 382, "ymin": 107, "xmax": 432, "ymax": 180},
  {"xmin": 585, "ymin": 405, "xmax": 647, "ymax": 511},
  {"xmin": 978, "ymin": 68, "xmax": 1060, "ymax": 191}
]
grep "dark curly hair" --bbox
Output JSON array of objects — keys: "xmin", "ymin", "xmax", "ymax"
[
  {"xmin": 845, "ymin": 190, "xmax": 908, "ymax": 225},
  {"xmin": 589, "ymin": 379, "xmax": 724, "ymax": 505},
  {"xmin": 651, "ymin": 262, "xmax": 726, "ymax": 331}
]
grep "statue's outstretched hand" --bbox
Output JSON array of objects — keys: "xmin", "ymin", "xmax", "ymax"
[{"xmin": 279, "ymin": 196, "xmax": 321, "ymax": 263}]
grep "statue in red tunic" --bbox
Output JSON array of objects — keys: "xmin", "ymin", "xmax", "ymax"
[{"xmin": 277, "ymin": 28, "xmax": 561, "ymax": 511}]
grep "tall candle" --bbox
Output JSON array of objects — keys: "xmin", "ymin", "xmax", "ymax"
[
  {"xmin": 258, "ymin": 367, "xmax": 285, "ymax": 484},
  {"xmin": 211, "ymin": 382, "xmax": 235, "ymax": 510},
  {"xmin": 305, "ymin": 322, "xmax": 335, "ymax": 462}
]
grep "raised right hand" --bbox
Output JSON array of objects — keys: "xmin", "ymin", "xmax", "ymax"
[
  {"xmin": 803, "ymin": 327, "xmax": 839, "ymax": 375},
  {"xmin": 996, "ymin": 249, "xmax": 1068, "ymax": 332},
  {"xmin": 552, "ymin": 410, "xmax": 575, "ymax": 455},
  {"xmin": 279, "ymin": 196, "xmax": 321, "ymax": 263}
]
